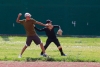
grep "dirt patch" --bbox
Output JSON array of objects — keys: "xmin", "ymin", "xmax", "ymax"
[{"xmin": 0, "ymin": 61, "xmax": 100, "ymax": 67}]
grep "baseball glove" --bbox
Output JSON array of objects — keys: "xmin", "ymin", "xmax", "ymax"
[{"xmin": 57, "ymin": 29, "xmax": 63, "ymax": 36}]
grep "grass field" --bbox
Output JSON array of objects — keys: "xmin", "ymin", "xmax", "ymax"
[{"xmin": 0, "ymin": 36, "xmax": 100, "ymax": 62}]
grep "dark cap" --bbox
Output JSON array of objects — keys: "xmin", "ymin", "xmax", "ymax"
[{"xmin": 46, "ymin": 19, "xmax": 52, "ymax": 23}]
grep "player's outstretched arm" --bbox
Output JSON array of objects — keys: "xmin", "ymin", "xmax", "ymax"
[
  {"xmin": 16, "ymin": 13, "xmax": 22, "ymax": 23},
  {"xmin": 34, "ymin": 26, "xmax": 45, "ymax": 31},
  {"xmin": 53, "ymin": 25, "xmax": 61, "ymax": 29},
  {"xmin": 36, "ymin": 22, "xmax": 49, "ymax": 27}
]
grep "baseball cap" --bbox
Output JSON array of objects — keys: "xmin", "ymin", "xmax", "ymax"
[
  {"xmin": 46, "ymin": 19, "xmax": 52, "ymax": 23},
  {"xmin": 24, "ymin": 13, "xmax": 31, "ymax": 17}
]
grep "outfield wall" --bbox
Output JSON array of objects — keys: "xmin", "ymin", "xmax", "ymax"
[{"xmin": 0, "ymin": 0, "xmax": 100, "ymax": 35}]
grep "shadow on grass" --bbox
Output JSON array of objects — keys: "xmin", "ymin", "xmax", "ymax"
[
  {"xmin": 19, "ymin": 57, "xmax": 98, "ymax": 62},
  {"xmin": 25, "ymin": 57, "xmax": 56, "ymax": 62},
  {"xmin": 0, "ymin": 56, "xmax": 98, "ymax": 62},
  {"xmin": 1, "ymin": 36, "xmax": 10, "ymax": 41}
]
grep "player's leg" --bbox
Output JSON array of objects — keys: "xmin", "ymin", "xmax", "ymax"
[
  {"xmin": 41, "ymin": 39, "xmax": 52, "ymax": 55},
  {"xmin": 18, "ymin": 36, "xmax": 32, "ymax": 58},
  {"xmin": 53, "ymin": 39, "xmax": 66, "ymax": 56},
  {"xmin": 33, "ymin": 35, "xmax": 48, "ymax": 57}
]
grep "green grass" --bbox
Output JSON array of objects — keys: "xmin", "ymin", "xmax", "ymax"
[{"xmin": 0, "ymin": 36, "xmax": 100, "ymax": 62}]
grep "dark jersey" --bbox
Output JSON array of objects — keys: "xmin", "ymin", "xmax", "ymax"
[{"xmin": 35, "ymin": 25, "xmax": 60, "ymax": 39}]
